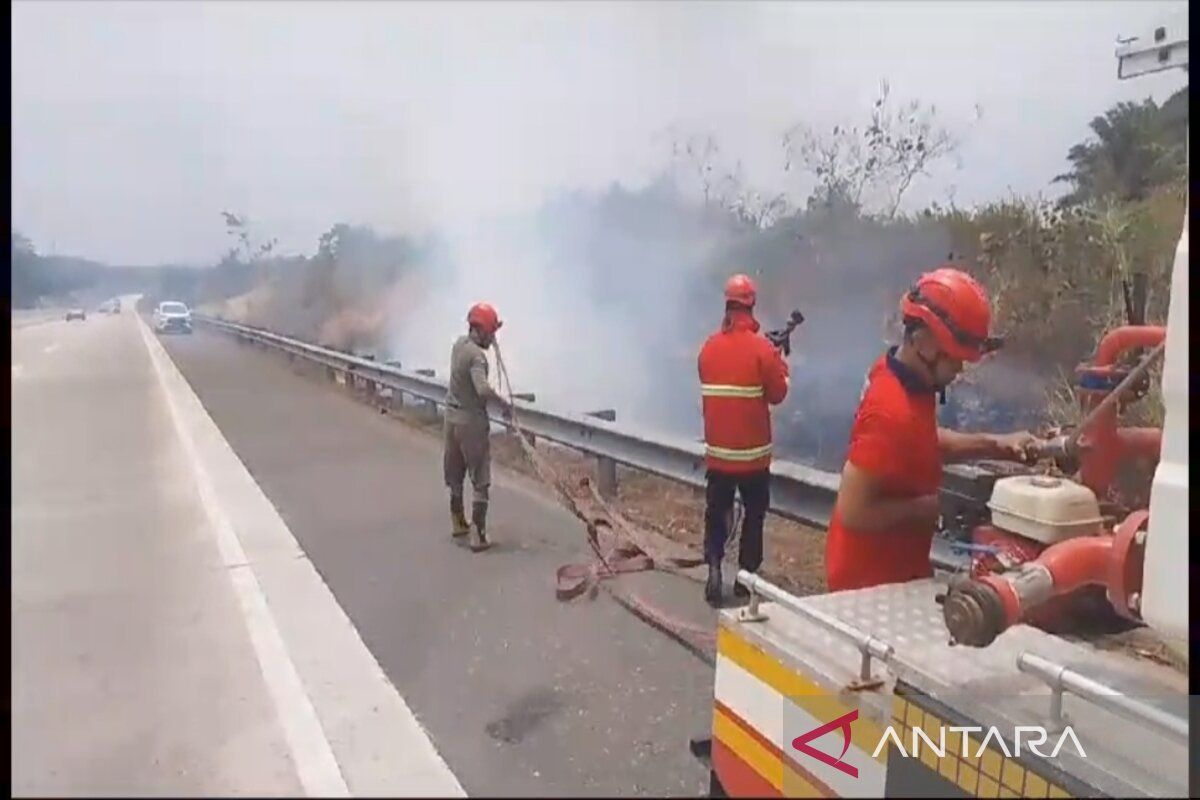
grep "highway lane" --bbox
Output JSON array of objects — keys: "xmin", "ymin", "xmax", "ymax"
[
  {"xmin": 158, "ymin": 325, "xmax": 717, "ymax": 796},
  {"xmin": 12, "ymin": 312, "xmax": 304, "ymax": 795},
  {"xmin": 15, "ymin": 309, "xmax": 470, "ymax": 796},
  {"xmin": 12, "ymin": 307, "xmax": 67, "ymax": 329}
]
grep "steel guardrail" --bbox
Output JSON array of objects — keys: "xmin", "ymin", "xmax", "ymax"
[
  {"xmin": 195, "ymin": 314, "xmax": 843, "ymax": 529},
  {"xmin": 195, "ymin": 313, "xmax": 975, "ymax": 571}
]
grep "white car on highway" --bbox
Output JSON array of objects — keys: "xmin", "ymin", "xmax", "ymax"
[{"xmin": 153, "ymin": 301, "xmax": 193, "ymax": 334}]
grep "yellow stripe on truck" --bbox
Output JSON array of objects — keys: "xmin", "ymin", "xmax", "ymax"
[
  {"xmin": 716, "ymin": 626, "xmax": 888, "ymax": 761},
  {"xmin": 712, "ymin": 705, "xmax": 827, "ymax": 797},
  {"xmin": 713, "ymin": 704, "xmax": 785, "ymax": 792}
]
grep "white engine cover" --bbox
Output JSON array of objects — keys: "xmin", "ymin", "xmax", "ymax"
[{"xmin": 987, "ymin": 475, "xmax": 1104, "ymax": 544}]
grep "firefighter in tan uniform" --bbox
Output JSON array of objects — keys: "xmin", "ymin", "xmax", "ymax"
[{"xmin": 444, "ymin": 302, "xmax": 510, "ymax": 551}]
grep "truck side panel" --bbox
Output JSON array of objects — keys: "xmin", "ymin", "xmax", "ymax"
[{"xmin": 713, "ymin": 624, "xmax": 888, "ymax": 796}]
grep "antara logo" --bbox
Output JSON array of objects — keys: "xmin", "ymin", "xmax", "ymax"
[
  {"xmin": 792, "ymin": 709, "xmax": 860, "ymax": 778},
  {"xmin": 790, "ymin": 710, "xmax": 1088, "ymax": 779},
  {"xmin": 871, "ymin": 724, "xmax": 1088, "ymax": 760}
]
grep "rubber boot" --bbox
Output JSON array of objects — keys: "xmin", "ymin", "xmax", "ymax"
[
  {"xmin": 470, "ymin": 501, "xmax": 492, "ymax": 552},
  {"xmin": 450, "ymin": 496, "xmax": 470, "ymax": 538},
  {"xmin": 733, "ymin": 574, "xmax": 751, "ymax": 600},
  {"xmin": 705, "ymin": 559, "xmax": 723, "ymax": 607}
]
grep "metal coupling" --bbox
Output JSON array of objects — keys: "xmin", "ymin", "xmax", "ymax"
[
  {"xmin": 1027, "ymin": 434, "xmax": 1078, "ymax": 462},
  {"xmin": 942, "ymin": 578, "xmax": 1008, "ymax": 647},
  {"xmin": 1008, "ymin": 563, "xmax": 1055, "ymax": 606}
]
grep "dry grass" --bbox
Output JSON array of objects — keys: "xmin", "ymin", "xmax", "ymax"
[{"xmin": 490, "ymin": 427, "xmax": 829, "ymax": 596}]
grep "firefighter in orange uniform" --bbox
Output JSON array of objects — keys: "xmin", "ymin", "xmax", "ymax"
[
  {"xmin": 698, "ymin": 274, "xmax": 790, "ymax": 606},
  {"xmin": 826, "ymin": 267, "xmax": 1038, "ymax": 592}
]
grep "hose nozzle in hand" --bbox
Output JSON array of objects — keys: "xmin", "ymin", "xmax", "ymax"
[{"xmin": 765, "ymin": 310, "xmax": 805, "ymax": 356}]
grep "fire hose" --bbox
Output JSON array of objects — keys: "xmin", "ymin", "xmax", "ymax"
[
  {"xmin": 492, "ymin": 341, "xmax": 723, "ymax": 666},
  {"xmin": 487, "ymin": 306, "xmax": 801, "ymax": 665}
]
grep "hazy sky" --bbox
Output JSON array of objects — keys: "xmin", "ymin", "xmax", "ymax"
[{"xmin": 12, "ymin": 0, "xmax": 1188, "ymax": 266}]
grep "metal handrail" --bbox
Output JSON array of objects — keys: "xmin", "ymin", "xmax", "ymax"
[
  {"xmin": 737, "ymin": 570, "xmax": 894, "ymax": 683},
  {"xmin": 1017, "ymin": 652, "xmax": 1189, "ymax": 743}
]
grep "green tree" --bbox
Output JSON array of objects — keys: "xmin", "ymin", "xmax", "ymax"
[
  {"xmin": 11, "ymin": 231, "xmax": 46, "ymax": 307},
  {"xmin": 1054, "ymin": 88, "xmax": 1188, "ymax": 207}
]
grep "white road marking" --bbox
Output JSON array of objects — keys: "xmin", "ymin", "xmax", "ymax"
[
  {"xmin": 135, "ymin": 314, "xmax": 465, "ymax": 797},
  {"xmin": 137, "ymin": 317, "xmax": 349, "ymax": 797}
]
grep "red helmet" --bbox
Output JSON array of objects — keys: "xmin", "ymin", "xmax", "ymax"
[
  {"xmin": 724, "ymin": 274, "xmax": 757, "ymax": 307},
  {"xmin": 899, "ymin": 267, "xmax": 996, "ymax": 362},
  {"xmin": 467, "ymin": 302, "xmax": 502, "ymax": 335}
]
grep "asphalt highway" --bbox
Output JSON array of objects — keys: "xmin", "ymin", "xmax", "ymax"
[{"xmin": 155, "ymin": 323, "xmax": 717, "ymax": 796}]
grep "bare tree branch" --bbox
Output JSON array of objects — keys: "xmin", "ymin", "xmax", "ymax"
[{"xmin": 783, "ymin": 79, "xmax": 968, "ymax": 218}]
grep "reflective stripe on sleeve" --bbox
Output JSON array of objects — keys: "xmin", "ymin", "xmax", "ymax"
[
  {"xmin": 701, "ymin": 384, "xmax": 765, "ymax": 398},
  {"xmin": 705, "ymin": 443, "xmax": 773, "ymax": 461}
]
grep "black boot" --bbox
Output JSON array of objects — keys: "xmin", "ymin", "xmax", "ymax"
[
  {"xmin": 470, "ymin": 501, "xmax": 492, "ymax": 552},
  {"xmin": 450, "ymin": 496, "xmax": 470, "ymax": 538},
  {"xmin": 733, "ymin": 575, "xmax": 751, "ymax": 600},
  {"xmin": 705, "ymin": 559, "xmax": 723, "ymax": 607}
]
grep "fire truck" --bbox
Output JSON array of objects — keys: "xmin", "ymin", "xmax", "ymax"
[{"xmin": 707, "ymin": 21, "xmax": 1189, "ymax": 798}]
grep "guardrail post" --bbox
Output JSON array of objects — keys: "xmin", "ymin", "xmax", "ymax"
[
  {"xmin": 383, "ymin": 361, "xmax": 403, "ymax": 407},
  {"xmin": 416, "ymin": 369, "xmax": 439, "ymax": 417},
  {"xmin": 360, "ymin": 354, "xmax": 379, "ymax": 396},
  {"xmin": 587, "ymin": 409, "xmax": 619, "ymax": 498}
]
